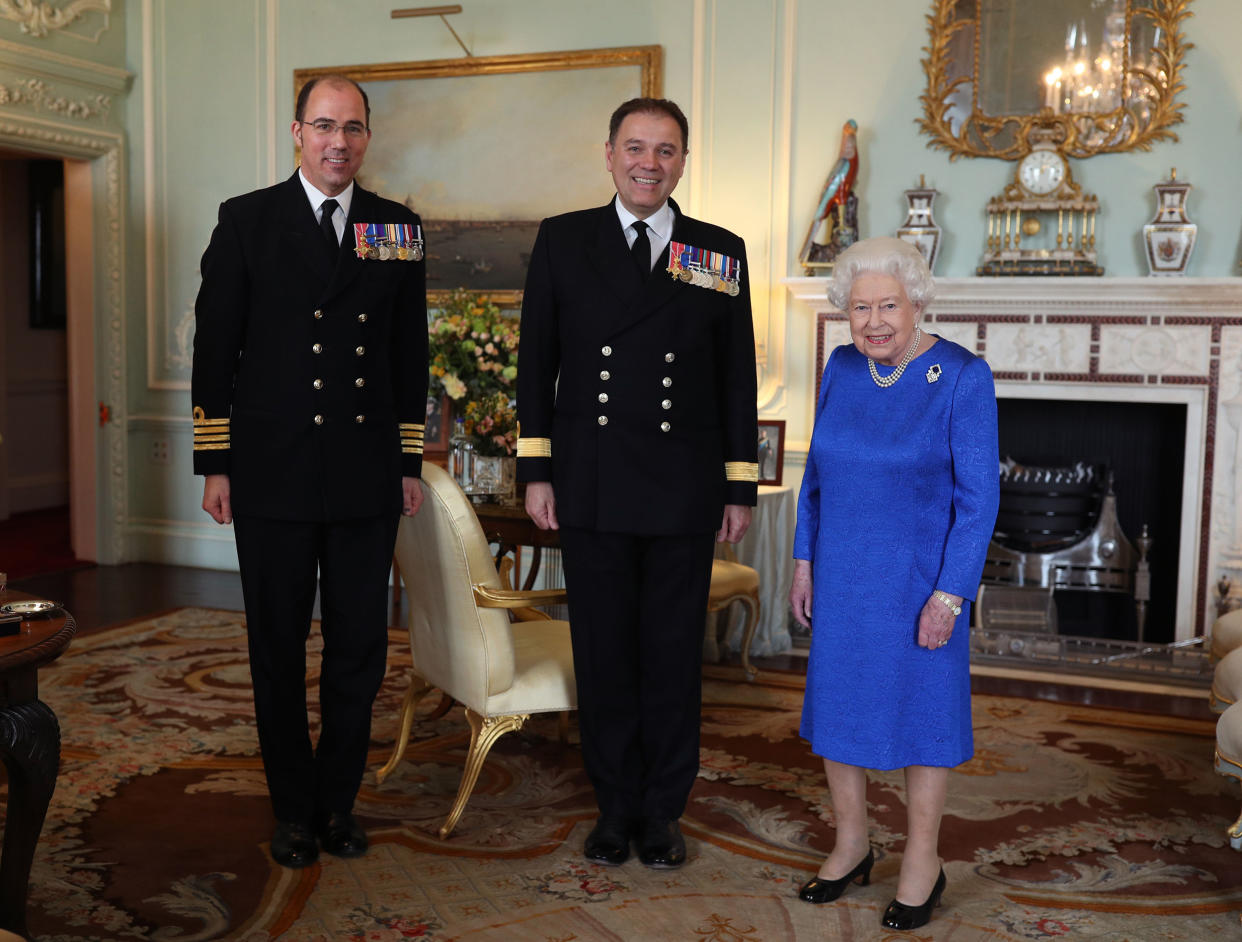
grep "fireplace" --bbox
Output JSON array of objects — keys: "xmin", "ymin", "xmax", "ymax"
[
  {"xmin": 794, "ymin": 276, "xmax": 1242, "ymax": 645},
  {"xmin": 987, "ymin": 397, "xmax": 1185, "ymax": 643}
]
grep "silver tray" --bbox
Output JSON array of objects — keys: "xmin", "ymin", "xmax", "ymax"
[{"xmin": 0, "ymin": 600, "xmax": 59, "ymax": 616}]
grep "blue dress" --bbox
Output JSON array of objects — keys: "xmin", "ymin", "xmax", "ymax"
[{"xmin": 794, "ymin": 338, "xmax": 999, "ymax": 770}]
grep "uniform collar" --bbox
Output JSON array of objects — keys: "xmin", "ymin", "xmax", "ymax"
[
  {"xmin": 613, "ymin": 197, "xmax": 675, "ymax": 246},
  {"xmin": 298, "ymin": 168, "xmax": 355, "ymax": 220}
]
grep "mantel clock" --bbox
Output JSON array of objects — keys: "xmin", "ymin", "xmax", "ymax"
[{"xmin": 978, "ymin": 129, "xmax": 1102, "ymax": 276}]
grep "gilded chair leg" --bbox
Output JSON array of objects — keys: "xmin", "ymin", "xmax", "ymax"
[
  {"xmin": 375, "ymin": 675, "xmax": 434, "ymax": 784},
  {"xmin": 738, "ymin": 594, "xmax": 761, "ymax": 681},
  {"xmin": 391, "ymin": 555, "xmax": 403, "ymax": 626},
  {"xmin": 439, "ymin": 709, "xmax": 528, "ymax": 839}
]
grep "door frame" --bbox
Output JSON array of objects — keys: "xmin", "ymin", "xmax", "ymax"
[{"xmin": 0, "ymin": 116, "xmax": 129, "ymax": 563}]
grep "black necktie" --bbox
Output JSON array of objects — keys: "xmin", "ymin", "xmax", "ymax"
[
  {"xmin": 320, "ymin": 198, "xmax": 340, "ymax": 251},
  {"xmin": 631, "ymin": 220, "xmax": 651, "ymax": 280}
]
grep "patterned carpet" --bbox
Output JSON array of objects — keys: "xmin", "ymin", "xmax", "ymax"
[{"xmin": 21, "ymin": 607, "xmax": 1242, "ymax": 940}]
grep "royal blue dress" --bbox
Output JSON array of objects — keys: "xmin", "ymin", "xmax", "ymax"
[{"xmin": 794, "ymin": 338, "xmax": 999, "ymax": 770}]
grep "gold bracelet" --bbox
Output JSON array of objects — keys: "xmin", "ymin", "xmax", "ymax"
[{"xmin": 932, "ymin": 590, "xmax": 962, "ymax": 617}]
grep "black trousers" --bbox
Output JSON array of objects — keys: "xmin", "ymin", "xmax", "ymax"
[
  {"xmin": 558, "ymin": 527, "xmax": 715, "ymax": 822},
  {"xmin": 233, "ymin": 513, "xmax": 399, "ymax": 824}
]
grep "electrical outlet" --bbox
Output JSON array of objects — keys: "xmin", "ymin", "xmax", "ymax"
[{"xmin": 150, "ymin": 439, "xmax": 170, "ymax": 464}]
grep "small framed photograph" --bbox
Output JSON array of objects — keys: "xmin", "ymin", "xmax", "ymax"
[
  {"xmin": 424, "ymin": 396, "xmax": 451, "ymax": 456},
  {"xmin": 757, "ymin": 420, "xmax": 785, "ymax": 486}
]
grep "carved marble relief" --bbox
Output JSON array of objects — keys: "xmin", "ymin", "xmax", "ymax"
[
  {"xmin": 986, "ymin": 324, "xmax": 1092, "ymax": 374},
  {"xmin": 1099, "ymin": 325, "xmax": 1211, "ymax": 376},
  {"xmin": 925, "ymin": 321, "xmax": 976, "ymax": 353}
]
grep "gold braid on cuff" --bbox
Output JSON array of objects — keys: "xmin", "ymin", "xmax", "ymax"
[
  {"xmin": 517, "ymin": 437, "xmax": 552, "ymax": 458},
  {"xmin": 725, "ymin": 461, "xmax": 759, "ymax": 483},
  {"xmin": 192, "ymin": 405, "xmax": 230, "ymax": 452}
]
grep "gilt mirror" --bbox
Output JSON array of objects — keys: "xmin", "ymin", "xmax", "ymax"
[{"xmin": 919, "ymin": 0, "xmax": 1193, "ymax": 159}]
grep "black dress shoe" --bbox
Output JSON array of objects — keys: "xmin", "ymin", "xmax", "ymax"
[
  {"xmin": 882, "ymin": 868, "xmax": 946, "ymax": 931},
  {"xmin": 316, "ymin": 811, "xmax": 369, "ymax": 859},
  {"xmin": 584, "ymin": 816, "xmax": 632, "ymax": 866},
  {"xmin": 797, "ymin": 847, "xmax": 874, "ymax": 903},
  {"xmin": 271, "ymin": 821, "xmax": 319, "ymax": 869},
  {"xmin": 637, "ymin": 818, "xmax": 686, "ymax": 870}
]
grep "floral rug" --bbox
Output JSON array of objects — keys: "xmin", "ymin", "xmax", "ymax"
[{"xmin": 22, "ymin": 607, "xmax": 1242, "ymax": 940}]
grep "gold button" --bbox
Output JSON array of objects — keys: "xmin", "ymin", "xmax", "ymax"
[
  {"xmin": 355, "ymin": 377, "xmax": 365, "ymax": 388},
  {"xmin": 661, "ymin": 399, "xmax": 672, "ymax": 409},
  {"xmin": 314, "ymin": 414, "xmax": 324, "ymax": 425},
  {"xmin": 355, "ymin": 346, "xmax": 365, "ymax": 356},
  {"xmin": 312, "ymin": 343, "xmax": 323, "ymax": 353},
  {"xmin": 600, "ymin": 370, "xmax": 611, "ymax": 381},
  {"xmin": 598, "ymin": 415, "xmax": 608, "ymax": 426},
  {"xmin": 602, "ymin": 345, "xmax": 612, "ymax": 356},
  {"xmin": 662, "ymin": 377, "xmax": 672, "ymax": 387},
  {"xmin": 357, "ymin": 313, "xmax": 368, "ymax": 322},
  {"xmin": 665, "ymin": 352, "xmax": 675, "ymax": 363},
  {"xmin": 313, "ymin": 378, "xmax": 323, "ymax": 389},
  {"xmin": 314, "ymin": 309, "xmax": 323, "ymax": 319},
  {"xmin": 355, "ymin": 414, "xmax": 365, "ymax": 424},
  {"xmin": 598, "ymin": 393, "xmax": 609, "ymax": 403},
  {"xmin": 660, "ymin": 421, "xmax": 671, "ymax": 432}
]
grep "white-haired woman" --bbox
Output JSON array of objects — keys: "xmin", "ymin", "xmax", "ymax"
[{"xmin": 789, "ymin": 237, "xmax": 999, "ymax": 931}]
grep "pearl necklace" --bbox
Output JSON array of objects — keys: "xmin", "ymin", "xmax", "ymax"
[{"xmin": 868, "ymin": 326, "xmax": 923, "ymax": 389}]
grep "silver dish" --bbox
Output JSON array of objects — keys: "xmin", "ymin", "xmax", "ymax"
[{"xmin": 0, "ymin": 600, "xmax": 59, "ymax": 616}]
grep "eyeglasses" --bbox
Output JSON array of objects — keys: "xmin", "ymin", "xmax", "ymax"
[{"xmin": 300, "ymin": 119, "xmax": 369, "ymax": 138}]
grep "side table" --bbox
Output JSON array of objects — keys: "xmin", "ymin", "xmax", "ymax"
[{"xmin": 0, "ymin": 594, "xmax": 75, "ymax": 939}]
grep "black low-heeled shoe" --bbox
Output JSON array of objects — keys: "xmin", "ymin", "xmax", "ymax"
[
  {"xmin": 881, "ymin": 867, "xmax": 946, "ymax": 931},
  {"xmin": 797, "ymin": 848, "xmax": 874, "ymax": 904}
]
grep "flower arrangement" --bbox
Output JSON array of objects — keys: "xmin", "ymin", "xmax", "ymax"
[
  {"xmin": 427, "ymin": 288, "xmax": 519, "ymax": 403},
  {"xmin": 461, "ymin": 391, "xmax": 518, "ymax": 457}
]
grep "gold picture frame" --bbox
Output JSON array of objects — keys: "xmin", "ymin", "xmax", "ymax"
[
  {"xmin": 918, "ymin": 0, "xmax": 1193, "ymax": 160},
  {"xmin": 295, "ymin": 46, "xmax": 662, "ymax": 305}
]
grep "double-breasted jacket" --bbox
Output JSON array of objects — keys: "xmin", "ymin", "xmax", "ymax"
[
  {"xmin": 191, "ymin": 172, "xmax": 428, "ymax": 521},
  {"xmin": 516, "ymin": 198, "xmax": 758, "ymax": 533}
]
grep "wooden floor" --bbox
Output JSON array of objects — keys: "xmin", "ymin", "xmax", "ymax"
[{"xmin": 9, "ymin": 562, "xmax": 1216, "ymax": 721}]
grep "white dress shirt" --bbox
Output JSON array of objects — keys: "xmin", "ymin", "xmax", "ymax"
[
  {"xmin": 614, "ymin": 198, "xmax": 674, "ymax": 273},
  {"xmin": 298, "ymin": 168, "xmax": 354, "ymax": 244}
]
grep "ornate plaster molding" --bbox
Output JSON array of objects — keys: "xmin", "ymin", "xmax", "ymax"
[
  {"xmin": 0, "ymin": 75, "xmax": 108, "ymax": 120},
  {"xmin": 0, "ymin": 0, "xmax": 111, "ymax": 39},
  {"xmin": 0, "ymin": 36, "xmax": 131, "ymax": 91}
]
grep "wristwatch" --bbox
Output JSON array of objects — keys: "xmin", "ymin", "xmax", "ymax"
[{"xmin": 932, "ymin": 590, "xmax": 962, "ymax": 617}]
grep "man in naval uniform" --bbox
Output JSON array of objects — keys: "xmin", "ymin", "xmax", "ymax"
[
  {"xmin": 191, "ymin": 75, "xmax": 428, "ymax": 869},
  {"xmin": 516, "ymin": 97, "xmax": 758, "ymax": 869}
]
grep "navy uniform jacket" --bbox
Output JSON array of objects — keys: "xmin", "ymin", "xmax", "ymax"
[
  {"xmin": 191, "ymin": 171, "xmax": 427, "ymax": 521},
  {"xmin": 516, "ymin": 198, "xmax": 758, "ymax": 533}
]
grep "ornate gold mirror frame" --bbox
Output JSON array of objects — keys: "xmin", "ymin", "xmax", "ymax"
[{"xmin": 919, "ymin": 0, "xmax": 1193, "ymax": 159}]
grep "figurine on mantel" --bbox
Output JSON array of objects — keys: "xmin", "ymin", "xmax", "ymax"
[
  {"xmin": 799, "ymin": 119, "xmax": 859, "ymax": 273},
  {"xmin": 1143, "ymin": 167, "xmax": 1197, "ymax": 276},
  {"xmin": 896, "ymin": 175, "xmax": 943, "ymax": 273}
]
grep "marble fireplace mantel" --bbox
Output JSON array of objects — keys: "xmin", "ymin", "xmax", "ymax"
[{"xmin": 786, "ymin": 276, "xmax": 1242, "ymax": 643}]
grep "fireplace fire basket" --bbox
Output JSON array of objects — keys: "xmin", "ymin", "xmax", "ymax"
[{"xmin": 978, "ymin": 461, "xmax": 1153, "ymax": 643}]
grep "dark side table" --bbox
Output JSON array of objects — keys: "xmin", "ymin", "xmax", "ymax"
[{"xmin": 0, "ymin": 593, "xmax": 75, "ymax": 939}]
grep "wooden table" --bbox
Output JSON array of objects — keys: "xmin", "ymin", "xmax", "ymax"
[
  {"xmin": 0, "ymin": 592, "xmax": 75, "ymax": 938},
  {"xmin": 472, "ymin": 501, "xmax": 559, "ymax": 590}
]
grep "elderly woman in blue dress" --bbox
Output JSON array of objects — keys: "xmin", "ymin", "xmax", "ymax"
[{"xmin": 789, "ymin": 237, "xmax": 999, "ymax": 931}]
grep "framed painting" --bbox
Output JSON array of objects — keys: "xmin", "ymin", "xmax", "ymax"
[
  {"xmin": 295, "ymin": 46, "xmax": 662, "ymax": 305},
  {"xmin": 757, "ymin": 420, "xmax": 785, "ymax": 487}
]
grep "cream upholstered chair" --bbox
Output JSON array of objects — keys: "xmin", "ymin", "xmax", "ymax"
[
  {"xmin": 1212, "ymin": 608, "xmax": 1242, "ymax": 661},
  {"xmin": 1215, "ymin": 701, "xmax": 1242, "ymax": 851},
  {"xmin": 1212, "ymin": 646, "xmax": 1242, "ymax": 714},
  {"xmin": 707, "ymin": 544, "xmax": 761, "ymax": 680},
  {"xmin": 376, "ymin": 463, "xmax": 576, "ymax": 838}
]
